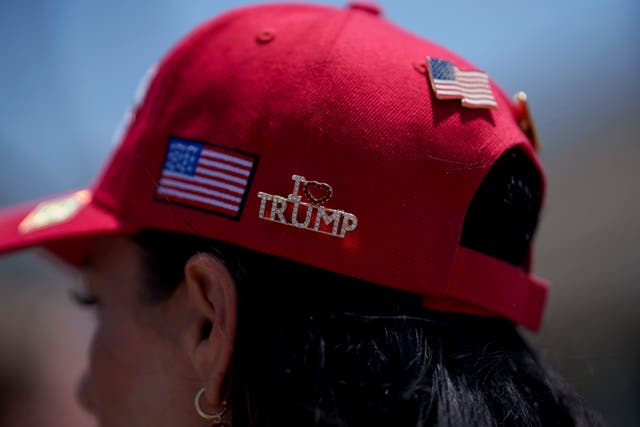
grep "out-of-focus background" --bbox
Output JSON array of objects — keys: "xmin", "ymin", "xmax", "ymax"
[{"xmin": 0, "ymin": 0, "xmax": 638, "ymax": 425}]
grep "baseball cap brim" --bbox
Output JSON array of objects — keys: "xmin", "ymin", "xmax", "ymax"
[{"xmin": 0, "ymin": 189, "xmax": 136, "ymax": 265}]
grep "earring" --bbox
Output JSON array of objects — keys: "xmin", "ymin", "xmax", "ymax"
[{"xmin": 194, "ymin": 387, "xmax": 227, "ymax": 423}]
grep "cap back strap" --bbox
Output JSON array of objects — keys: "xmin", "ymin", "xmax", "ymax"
[{"xmin": 422, "ymin": 246, "xmax": 548, "ymax": 330}]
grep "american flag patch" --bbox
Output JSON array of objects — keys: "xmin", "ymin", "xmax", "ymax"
[
  {"xmin": 156, "ymin": 137, "xmax": 258, "ymax": 219},
  {"xmin": 427, "ymin": 57, "xmax": 497, "ymax": 109}
]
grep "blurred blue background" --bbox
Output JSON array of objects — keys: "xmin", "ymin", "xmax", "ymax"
[{"xmin": 0, "ymin": 1, "xmax": 638, "ymax": 425}]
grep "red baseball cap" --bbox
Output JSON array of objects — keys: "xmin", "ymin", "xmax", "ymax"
[{"xmin": 0, "ymin": 2, "xmax": 548, "ymax": 330}]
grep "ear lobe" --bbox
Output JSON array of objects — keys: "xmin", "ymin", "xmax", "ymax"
[{"xmin": 183, "ymin": 252, "xmax": 237, "ymax": 411}]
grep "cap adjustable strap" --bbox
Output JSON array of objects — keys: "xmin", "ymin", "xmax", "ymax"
[{"xmin": 421, "ymin": 246, "xmax": 548, "ymax": 330}]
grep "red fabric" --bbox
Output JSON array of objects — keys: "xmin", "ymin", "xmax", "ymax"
[
  {"xmin": 423, "ymin": 247, "xmax": 548, "ymax": 331},
  {"xmin": 0, "ymin": 3, "xmax": 548, "ymax": 329},
  {"xmin": 0, "ymin": 190, "xmax": 135, "ymax": 259}
]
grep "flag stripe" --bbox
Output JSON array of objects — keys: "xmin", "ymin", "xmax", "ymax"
[
  {"xmin": 201, "ymin": 148, "xmax": 254, "ymax": 168},
  {"xmin": 463, "ymin": 98, "xmax": 498, "ymax": 106},
  {"xmin": 157, "ymin": 187, "xmax": 240, "ymax": 212},
  {"xmin": 164, "ymin": 174, "xmax": 244, "ymax": 201},
  {"xmin": 198, "ymin": 158, "xmax": 251, "ymax": 176},
  {"xmin": 433, "ymin": 90, "xmax": 496, "ymax": 101},
  {"xmin": 454, "ymin": 75, "xmax": 489, "ymax": 83},
  {"xmin": 194, "ymin": 167, "xmax": 248, "ymax": 185},
  {"xmin": 434, "ymin": 77, "xmax": 490, "ymax": 85},
  {"xmin": 159, "ymin": 178, "xmax": 242, "ymax": 203},
  {"xmin": 433, "ymin": 84, "xmax": 494, "ymax": 95},
  {"xmin": 435, "ymin": 80, "xmax": 491, "ymax": 92},
  {"xmin": 162, "ymin": 170, "xmax": 245, "ymax": 194},
  {"xmin": 453, "ymin": 70, "xmax": 488, "ymax": 78},
  {"xmin": 196, "ymin": 161, "xmax": 249, "ymax": 183},
  {"xmin": 447, "ymin": 75, "xmax": 489, "ymax": 83}
]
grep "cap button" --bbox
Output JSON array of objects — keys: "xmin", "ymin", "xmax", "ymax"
[{"xmin": 347, "ymin": 1, "xmax": 383, "ymax": 16}]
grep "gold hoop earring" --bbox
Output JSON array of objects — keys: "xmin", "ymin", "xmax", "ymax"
[{"xmin": 194, "ymin": 388, "xmax": 227, "ymax": 422}]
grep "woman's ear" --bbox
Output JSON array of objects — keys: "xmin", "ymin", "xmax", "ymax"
[{"xmin": 182, "ymin": 252, "xmax": 237, "ymax": 411}]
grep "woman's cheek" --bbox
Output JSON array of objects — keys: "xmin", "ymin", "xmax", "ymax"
[{"xmin": 85, "ymin": 315, "xmax": 133, "ymax": 425}]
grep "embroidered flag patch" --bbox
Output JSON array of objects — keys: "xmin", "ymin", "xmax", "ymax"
[
  {"xmin": 156, "ymin": 137, "xmax": 258, "ymax": 219},
  {"xmin": 427, "ymin": 57, "xmax": 497, "ymax": 109}
]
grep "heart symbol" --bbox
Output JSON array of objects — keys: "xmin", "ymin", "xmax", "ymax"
[{"xmin": 303, "ymin": 180, "xmax": 333, "ymax": 205}]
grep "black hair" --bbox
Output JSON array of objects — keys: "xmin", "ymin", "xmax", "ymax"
[{"xmin": 133, "ymin": 147, "xmax": 602, "ymax": 426}]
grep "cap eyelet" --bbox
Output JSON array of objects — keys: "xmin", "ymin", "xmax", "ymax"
[
  {"xmin": 412, "ymin": 61, "xmax": 428, "ymax": 75},
  {"xmin": 256, "ymin": 29, "xmax": 275, "ymax": 44},
  {"xmin": 348, "ymin": 2, "xmax": 383, "ymax": 16}
]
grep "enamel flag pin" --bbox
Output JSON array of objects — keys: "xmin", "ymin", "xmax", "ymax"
[
  {"xmin": 257, "ymin": 175, "xmax": 358, "ymax": 238},
  {"xmin": 426, "ymin": 57, "xmax": 497, "ymax": 109},
  {"xmin": 514, "ymin": 91, "xmax": 541, "ymax": 152}
]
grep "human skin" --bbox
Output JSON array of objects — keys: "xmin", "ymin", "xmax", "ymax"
[{"xmin": 75, "ymin": 236, "xmax": 236, "ymax": 427}]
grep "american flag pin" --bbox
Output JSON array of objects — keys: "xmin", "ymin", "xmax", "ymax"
[
  {"xmin": 426, "ymin": 57, "xmax": 497, "ymax": 110},
  {"xmin": 514, "ymin": 91, "xmax": 541, "ymax": 152},
  {"xmin": 156, "ymin": 137, "xmax": 258, "ymax": 219}
]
